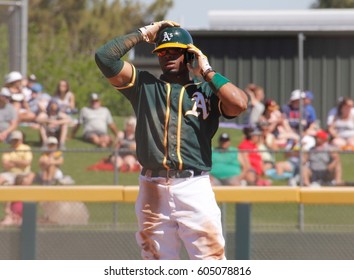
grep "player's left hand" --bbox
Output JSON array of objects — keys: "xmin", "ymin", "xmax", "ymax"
[
  {"xmin": 139, "ymin": 20, "xmax": 180, "ymax": 43},
  {"xmin": 186, "ymin": 44, "xmax": 213, "ymax": 79}
]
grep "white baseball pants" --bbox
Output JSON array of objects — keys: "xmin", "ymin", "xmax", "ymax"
[{"xmin": 135, "ymin": 174, "xmax": 226, "ymax": 260}]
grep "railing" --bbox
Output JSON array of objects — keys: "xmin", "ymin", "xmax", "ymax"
[{"xmin": 2, "ymin": 185, "xmax": 354, "ymax": 259}]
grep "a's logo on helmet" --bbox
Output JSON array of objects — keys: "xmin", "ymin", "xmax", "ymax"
[{"xmin": 162, "ymin": 32, "xmax": 173, "ymax": 42}]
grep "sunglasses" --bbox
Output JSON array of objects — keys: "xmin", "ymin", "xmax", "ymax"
[{"xmin": 156, "ymin": 48, "xmax": 184, "ymax": 57}]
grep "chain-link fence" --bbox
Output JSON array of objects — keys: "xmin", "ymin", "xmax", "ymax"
[{"xmin": 0, "ymin": 148, "xmax": 354, "ymax": 259}]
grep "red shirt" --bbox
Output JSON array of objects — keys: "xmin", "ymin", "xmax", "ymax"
[{"xmin": 238, "ymin": 139, "xmax": 263, "ymax": 175}]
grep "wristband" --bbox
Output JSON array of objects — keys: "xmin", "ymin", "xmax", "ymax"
[
  {"xmin": 209, "ymin": 73, "xmax": 230, "ymax": 92},
  {"xmin": 202, "ymin": 68, "xmax": 215, "ymax": 80}
]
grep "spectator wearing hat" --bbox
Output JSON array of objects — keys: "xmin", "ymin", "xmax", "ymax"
[
  {"xmin": 281, "ymin": 89, "xmax": 315, "ymax": 136},
  {"xmin": 3, "ymin": 71, "xmax": 36, "ymax": 124},
  {"xmin": 36, "ymin": 99, "xmax": 71, "ymax": 149},
  {"xmin": 0, "ymin": 88, "xmax": 18, "ymax": 142},
  {"xmin": 0, "ymin": 130, "xmax": 35, "ymax": 185},
  {"xmin": 303, "ymin": 130, "xmax": 343, "ymax": 186},
  {"xmin": 28, "ymin": 83, "xmax": 51, "ymax": 115},
  {"xmin": 71, "ymin": 93, "xmax": 119, "ymax": 148},
  {"xmin": 38, "ymin": 136, "xmax": 64, "ymax": 185},
  {"xmin": 210, "ymin": 133, "xmax": 250, "ymax": 186}
]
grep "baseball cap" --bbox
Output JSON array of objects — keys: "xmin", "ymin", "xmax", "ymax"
[
  {"xmin": 4, "ymin": 71, "xmax": 23, "ymax": 84},
  {"xmin": 305, "ymin": 91, "xmax": 314, "ymax": 100},
  {"xmin": 219, "ymin": 133, "xmax": 230, "ymax": 142},
  {"xmin": 29, "ymin": 74, "xmax": 37, "ymax": 81},
  {"xmin": 31, "ymin": 83, "xmax": 43, "ymax": 93},
  {"xmin": 290, "ymin": 89, "xmax": 306, "ymax": 101},
  {"xmin": 46, "ymin": 136, "xmax": 59, "ymax": 145},
  {"xmin": 90, "ymin": 93, "xmax": 100, "ymax": 101},
  {"xmin": 0, "ymin": 87, "xmax": 11, "ymax": 97},
  {"xmin": 315, "ymin": 130, "xmax": 328, "ymax": 140},
  {"xmin": 9, "ymin": 130, "xmax": 23, "ymax": 141}
]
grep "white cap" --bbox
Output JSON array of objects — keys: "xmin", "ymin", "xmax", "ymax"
[
  {"xmin": 90, "ymin": 92, "xmax": 100, "ymax": 100},
  {"xmin": 46, "ymin": 136, "xmax": 58, "ymax": 145},
  {"xmin": 290, "ymin": 89, "xmax": 306, "ymax": 101},
  {"xmin": 0, "ymin": 87, "xmax": 11, "ymax": 97},
  {"xmin": 9, "ymin": 130, "xmax": 23, "ymax": 141},
  {"xmin": 4, "ymin": 71, "xmax": 23, "ymax": 84}
]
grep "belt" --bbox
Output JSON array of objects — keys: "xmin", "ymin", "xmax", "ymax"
[{"xmin": 141, "ymin": 168, "xmax": 204, "ymax": 179}]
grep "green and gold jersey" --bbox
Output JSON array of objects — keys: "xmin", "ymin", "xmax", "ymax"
[{"xmin": 117, "ymin": 67, "xmax": 226, "ymax": 171}]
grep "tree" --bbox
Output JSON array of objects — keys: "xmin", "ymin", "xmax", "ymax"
[
  {"xmin": 311, "ymin": 0, "xmax": 354, "ymax": 8},
  {"xmin": 27, "ymin": 0, "xmax": 173, "ymax": 115}
]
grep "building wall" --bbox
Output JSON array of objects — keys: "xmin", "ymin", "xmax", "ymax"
[{"xmin": 132, "ymin": 32, "xmax": 354, "ymax": 126}]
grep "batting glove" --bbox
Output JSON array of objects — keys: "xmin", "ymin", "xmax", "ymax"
[
  {"xmin": 139, "ymin": 20, "xmax": 180, "ymax": 43},
  {"xmin": 186, "ymin": 44, "xmax": 213, "ymax": 79}
]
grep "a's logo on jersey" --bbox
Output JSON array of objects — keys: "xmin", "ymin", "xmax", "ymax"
[
  {"xmin": 185, "ymin": 91, "xmax": 210, "ymax": 119},
  {"xmin": 162, "ymin": 32, "xmax": 173, "ymax": 42}
]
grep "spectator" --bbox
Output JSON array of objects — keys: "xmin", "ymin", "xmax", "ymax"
[
  {"xmin": 0, "ymin": 174, "xmax": 27, "ymax": 226},
  {"xmin": 304, "ymin": 91, "xmax": 317, "ymax": 125},
  {"xmin": 303, "ymin": 130, "xmax": 343, "ymax": 186},
  {"xmin": 38, "ymin": 136, "xmax": 64, "ymax": 185},
  {"xmin": 0, "ymin": 130, "xmax": 35, "ymax": 185},
  {"xmin": 53, "ymin": 79, "xmax": 77, "ymax": 115},
  {"xmin": 28, "ymin": 83, "xmax": 51, "ymax": 116},
  {"xmin": 257, "ymin": 121, "xmax": 277, "ymax": 170},
  {"xmin": 3, "ymin": 71, "xmax": 36, "ymax": 124},
  {"xmin": 36, "ymin": 99, "xmax": 71, "ymax": 149},
  {"xmin": 238, "ymin": 127, "xmax": 271, "ymax": 185},
  {"xmin": 259, "ymin": 99, "xmax": 299, "ymax": 148},
  {"xmin": 210, "ymin": 133, "xmax": 250, "ymax": 186},
  {"xmin": 265, "ymin": 142, "xmax": 301, "ymax": 185},
  {"xmin": 243, "ymin": 83, "xmax": 265, "ymax": 125},
  {"xmin": 110, "ymin": 116, "xmax": 140, "ymax": 172},
  {"xmin": 328, "ymin": 97, "xmax": 354, "ymax": 150},
  {"xmin": 0, "ymin": 88, "xmax": 17, "ymax": 143},
  {"xmin": 281, "ymin": 89, "xmax": 315, "ymax": 135},
  {"xmin": 71, "ymin": 93, "xmax": 119, "ymax": 148}
]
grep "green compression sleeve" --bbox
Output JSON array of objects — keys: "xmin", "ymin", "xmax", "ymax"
[{"xmin": 95, "ymin": 30, "xmax": 143, "ymax": 78}]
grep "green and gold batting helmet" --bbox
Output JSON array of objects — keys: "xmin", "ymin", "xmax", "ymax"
[{"xmin": 152, "ymin": 27, "xmax": 193, "ymax": 53}]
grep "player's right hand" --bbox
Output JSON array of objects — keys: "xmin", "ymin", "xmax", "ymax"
[{"xmin": 139, "ymin": 20, "xmax": 180, "ymax": 43}]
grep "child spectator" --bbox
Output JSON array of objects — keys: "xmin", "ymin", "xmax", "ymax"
[{"xmin": 38, "ymin": 136, "xmax": 64, "ymax": 185}]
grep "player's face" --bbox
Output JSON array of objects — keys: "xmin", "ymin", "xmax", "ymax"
[{"xmin": 157, "ymin": 48, "xmax": 188, "ymax": 75}]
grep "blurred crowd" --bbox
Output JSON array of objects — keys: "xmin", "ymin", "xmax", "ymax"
[
  {"xmin": 0, "ymin": 71, "xmax": 140, "ymax": 226},
  {"xmin": 210, "ymin": 83, "xmax": 349, "ymax": 188}
]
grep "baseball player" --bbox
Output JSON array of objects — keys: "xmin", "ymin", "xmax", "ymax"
[{"xmin": 95, "ymin": 21, "xmax": 248, "ymax": 260}]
